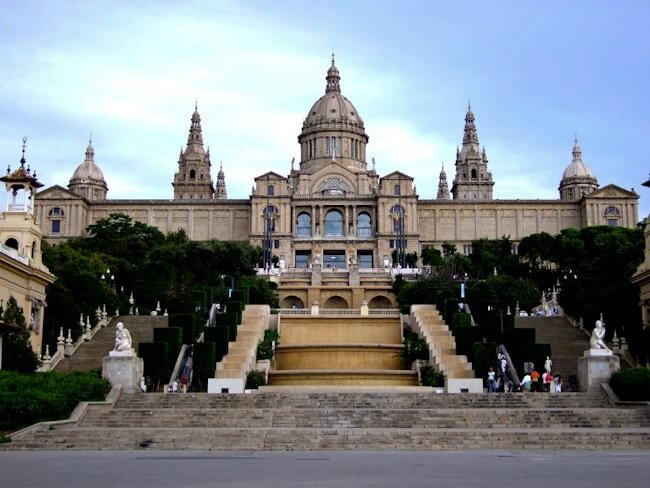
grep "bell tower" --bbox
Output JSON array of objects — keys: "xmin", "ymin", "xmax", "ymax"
[
  {"xmin": 172, "ymin": 103, "xmax": 215, "ymax": 200},
  {"xmin": 451, "ymin": 103, "xmax": 494, "ymax": 200}
]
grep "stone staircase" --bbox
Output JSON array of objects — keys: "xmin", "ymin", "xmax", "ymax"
[
  {"xmin": 515, "ymin": 316, "xmax": 590, "ymax": 380},
  {"xmin": 6, "ymin": 389, "xmax": 650, "ymax": 450},
  {"xmin": 411, "ymin": 305, "xmax": 476, "ymax": 379},
  {"xmin": 209, "ymin": 305, "xmax": 271, "ymax": 393},
  {"xmin": 53, "ymin": 316, "xmax": 168, "ymax": 373}
]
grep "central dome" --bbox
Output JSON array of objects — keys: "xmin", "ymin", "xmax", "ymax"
[
  {"xmin": 298, "ymin": 56, "xmax": 369, "ymax": 174},
  {"xmin": 301, "ymin": 56, "xmax": 366, "ymax": 133}
]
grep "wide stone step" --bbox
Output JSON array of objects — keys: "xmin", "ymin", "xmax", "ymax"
[
  {"xmin": 112, "ymin": 392, "xmax": 610, "ymax": 410},
  {"xmin": 7, "ymin": 426, "xmax": 650, "ymax": 450},
  {"xmin": 79, "ymin": 407, "xmax": 650, "ymax": 429}
]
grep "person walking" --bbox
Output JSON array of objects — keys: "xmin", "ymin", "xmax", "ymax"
[{"xmin": 487, "ymin": 367, "xmax": 496, "ymax": 393}]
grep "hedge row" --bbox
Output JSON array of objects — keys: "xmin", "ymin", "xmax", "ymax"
[{"xmin": 0, "ymin": 371, "xmax": 109, "ymax": 432}]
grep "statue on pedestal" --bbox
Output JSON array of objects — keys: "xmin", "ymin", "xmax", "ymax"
[
  {"xmin": 590, "ymin": 320, "xmax": 610, "ymax": 351},
  {"xmin": 544, "ymin": 356, "xmax": 552, "ymax": 374},
  {"xmin": 113, "ymin": 322, "xmax": 133, "ymax": 353}
]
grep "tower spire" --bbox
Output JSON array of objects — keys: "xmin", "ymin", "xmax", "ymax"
[
  {"xmin": 325, "ymin": 53, "xmax": 341, "ymax": 94},
  {"xmin": 452, "ymin": 104, "xmax": 494, "ymax": 200},
  {"xmin": 437, "ymin": 161, "xmax": 450, "ymax": 200},
  {"xmin": 214, "ymin": 160, "xmax": 227, "ymax": 199}
]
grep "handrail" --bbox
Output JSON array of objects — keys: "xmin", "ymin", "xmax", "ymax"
[{"xmin": 498, "ymin": 344, "xmax": 521, "ymax": 391}]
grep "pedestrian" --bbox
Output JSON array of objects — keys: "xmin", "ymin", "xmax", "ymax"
[
  {"xmin": 530, "ymin": 369, "xmax": 540, "ymax": 392},
  {"xmin": 172, "ymin": 379, "xmax": 179, "ymax": 393},
  {"xmin": 554, "ymin": 374, "xmax": 562, "ymax": 393},
  {"xmin": 500, "ymin": 356, "xmax": 507, "ymax": 375},
  {"xmin": 520, "ymin": 373, "xmax": 532, "ymax": 392},
  {"xmin": 487, "ymin": 367, "xmax": 496, "ymax": 393},
  {"xmin": 181, "ymin": 374, "xmax": 188, "ymax": 393}
]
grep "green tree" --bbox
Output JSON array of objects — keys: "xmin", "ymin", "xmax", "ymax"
[
  {"xmin": 421, "ymin": 246, "xmax": 443, "ymax": 268},
  {"xmin": 1, "ymin": 296, "xmax": 39, "ymax": 372},
  {"xmin": 442, "ymin": 242, "xmax": 457, "ymax": 256}
]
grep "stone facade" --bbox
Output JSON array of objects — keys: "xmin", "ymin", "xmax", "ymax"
[{"xmin": 31, "ymin": 57, "xmax": 639, "ymax": 270}]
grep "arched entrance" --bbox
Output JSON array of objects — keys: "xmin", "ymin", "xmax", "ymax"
[
  {"xmin": 280, "ymin": 296, "xmax": 305, "ymax": 309},
  {"xmin": 323, "ymin": 296, "xmax": 349, "ymax": 309},
  {"xmin": 368, "ymin": 296, "xmax": 394, "ymax": 309}
]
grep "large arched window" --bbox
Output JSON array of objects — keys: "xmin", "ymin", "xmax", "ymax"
[
  {"xmin": 267, "ymin": 184, "xmax": 274, "ymax": 196},
  {"xmin": 357, "ymin": 212, "xmax": 372, "ymax": 238},
  {"xmin": 394, "ymin": 184, "xmax": 400, "ymax": 196},
  {"xmin": 324, "ymin": 209, "xmax": 343, "ymax": 236},
  {"xmin": 263, "ymin": 205, "xmax": 278, "ymax": 232},
  {"xmin": 48, "ymin": 207, "xmax": 64, "ymax": 234},
  {"xmin": 296, "ymin": 212, "xmax": 312, "ymax": 237},
  {"xmin": 190, "ymin": 169, "xmax": 196, "ymax": 179},
  {"xmin": 390, "ymin": 205, "xmax": 405, "ymax": 232},
  {"xmin": 604, "ymin": 206, "xmax": 621, "ymax": 227},
  {"xmin": 471, "ymin": 168, "xmax": 477, "ymax": 179}
]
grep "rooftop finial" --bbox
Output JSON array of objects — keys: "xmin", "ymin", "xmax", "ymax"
[
  {"xmin": 89, "ymin": 132, "xmax": 93, "ymax": 145},
  {"xmin": 331, "ymin": 52, "xmax": 335, "ymax": 66},
  {"xmin": 468, "ymin": 100, "xmax": 471, "ymax": 111},
  {"xmin": 20, "ymin": 136, "xmax": 27, "ymax": 167},
  {"xmin": 195, "ymin": 99, "xmax": 198, "ymax": 111},
  {"xmin": 574, "ymin": 133, "xmax": 578, "ymax": 145}
]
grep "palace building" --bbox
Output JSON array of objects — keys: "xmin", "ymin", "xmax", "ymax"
[{"xmin": 29, "ymin": 57, "xmax": 639, "ymax": 278}]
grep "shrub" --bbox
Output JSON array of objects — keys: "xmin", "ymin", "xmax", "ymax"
[
  {"xmin": 420, "ymin": 366, "xmax": 445, "ymax": 387},
  {"xmin": 0, "ymin": 371, "xmax": 109, "ymax": 431},
  {"xmin": 257, "ymin": 329, "xmax": 279, "ymax": 360},
  {"xmin": 610, "ymin": 367, "xmax": 650, "ymax": 401},
  {"xmin": 245, "ymin": 370, "xmax": 267, "ymax": 389},
  {"xmin": 400, "ymin": 327, "xmax": 429, "ymax": 367}
]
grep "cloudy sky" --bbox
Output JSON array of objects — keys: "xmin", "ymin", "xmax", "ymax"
[{"xmin": 1, "ymin": 0, "xmax": 649, "ymax": 217}]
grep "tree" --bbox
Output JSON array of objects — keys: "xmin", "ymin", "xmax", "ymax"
[
  {"xmin": 442, "ymin": 242, "xmax": 457, "ymax": 257},
  {"xmin": 1, "ymin": 296, "xmax": 39, "ymax": 372},
  {"xmin": 421, "ymin": 246, "xmax": 443, "ymax": 268}
]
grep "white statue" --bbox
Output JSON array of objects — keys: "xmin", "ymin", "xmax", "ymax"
[
  {"xmin": 113, "ymin": 322, "xmax": 133, "ymax": 352},
  {"xmin": 544, "ymin": 356, "xmax": 552, "ymax": 374},
  {"xmin": 590, "ymin": 319, "xmax": 610, "ymax": 351}
]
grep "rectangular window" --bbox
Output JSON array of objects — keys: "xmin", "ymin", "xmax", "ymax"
[
  {"xmin": 463, "ymin": 244, "xmax": 473, "ymax": 255},
  {"xmin": 295, "ymin": 251, "xmax": 310, "ymax": 268},
  {"xmin": 51, "ymin": 220, "xmax": 61, "ymax": 233},
  {"xmin": 389, "ymin": 239, "xmax": 395, "ymax": 249},
  {"xmin": 607, "ymin": 219, "xmax": 618, "ymax": 227},
  {"xmin": 358, "ymin": 251, "xmax": 373, "ymax": 269},
  {"xmin": 326, "ymin": 137, "xmax": 331, "ymax": 156},
  {"xmin": 274, "ymin": 239, "xmax": 280, "ymax": 248}
]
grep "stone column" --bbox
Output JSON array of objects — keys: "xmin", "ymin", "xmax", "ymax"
[{"xmin": 349, "ymin": 263, "xmax": 360, "ymax": 286}]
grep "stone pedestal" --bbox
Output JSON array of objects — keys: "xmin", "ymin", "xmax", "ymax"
[
  {"xmin": 578, "ymin": 349, "xmax": 620, "ymax": 393},
  {"xmin": 102, "ymin": 352, "xmax": 144, "ymax": 393}
]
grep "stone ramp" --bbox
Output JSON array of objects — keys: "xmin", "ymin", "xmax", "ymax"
[
  {"xmin": 6, "ymin": 390, "xmax": 650, "ymax": 450},
  {"xmin": 54, "ymin": 316, "xmax": 168, "ymax": 373},
  {"xmin": 515, "ymin": 316, "xmax": 590, "ymax": 380}
]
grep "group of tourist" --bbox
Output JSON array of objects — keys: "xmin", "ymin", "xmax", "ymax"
[{"xmin": 487, "ymin": 353, "xmax": 565, "ymax": 393}]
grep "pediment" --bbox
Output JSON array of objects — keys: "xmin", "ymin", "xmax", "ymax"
[
  {"xmin": 254, "ymin": 171, "xmax": 286, "ymax": 182},
  {"xmin": 35, "ymin": 185, "xmax": 82, "ymax": 200},
  {"xmin": 381, "ymin": 171, "xmax": 414, "ymax": 182},
  {"xmin": 585, "ymin": 184, "xmax": 638, "ymax": 200}
]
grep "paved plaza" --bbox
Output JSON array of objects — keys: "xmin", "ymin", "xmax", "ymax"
[{"xmin": 0, "ymin": 450, "xmax": 646, "ymax": 488}]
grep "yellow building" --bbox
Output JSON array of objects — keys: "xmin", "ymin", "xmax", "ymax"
[{"xmin": 1, "ymin": 139, "xmax": 55, "ymax": 358}]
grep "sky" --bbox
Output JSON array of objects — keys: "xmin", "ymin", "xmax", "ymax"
[{"xmin": 1, "ymin": 0, "xmax": 649, "ymax": 218}]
